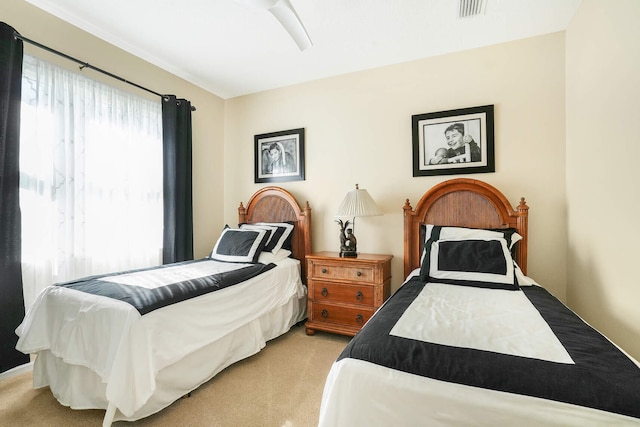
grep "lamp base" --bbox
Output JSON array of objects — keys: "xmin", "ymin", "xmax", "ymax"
[{"xmin": 340, "ymin": 251, "xmax": 358, "ymax": 258}]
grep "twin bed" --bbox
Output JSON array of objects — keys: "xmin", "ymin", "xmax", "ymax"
[
  {"xmin": 15, "ymin": 186, "xmax": 312, "ymax": 426},
  {"xmin": 15, "ymin": 180, "xmax": 640, "ymax": 426},
  {"xmin": 319, "ymin": 178, "xmax": 640, "ymax": 426}
]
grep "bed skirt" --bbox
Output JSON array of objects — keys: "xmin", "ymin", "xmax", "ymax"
[{"xmin": 32, "ymin": 291, "xmax": 307, "ymax": 425}]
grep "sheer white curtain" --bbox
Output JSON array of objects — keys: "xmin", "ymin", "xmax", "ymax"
[{"xmin": 19, "ymin": 54, "xmax": 163, "ymax": 310}]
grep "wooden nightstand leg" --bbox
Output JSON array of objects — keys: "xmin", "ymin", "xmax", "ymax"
[{"xmin": 305, "ymin": 327, "xmax": 316, "ymax": 335}]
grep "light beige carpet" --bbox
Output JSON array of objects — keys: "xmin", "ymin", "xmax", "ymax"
[{"xmin": 0, "ymin": 325, "xmax": 351, "ymax": 427}]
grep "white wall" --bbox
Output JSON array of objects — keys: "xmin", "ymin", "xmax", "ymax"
[
  {"xmin": 566, "ymin": 0, "xmax": 640, "ymax": 359},
  {"xmin": 224, "ymin": 33, "xmax": 568, "ymax": 299}
]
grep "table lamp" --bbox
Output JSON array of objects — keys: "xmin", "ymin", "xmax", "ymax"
[{"xmin": 335, "ymin": 184, "xmax": 382, "ymax": 257}]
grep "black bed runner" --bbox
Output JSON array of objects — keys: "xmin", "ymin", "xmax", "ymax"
[
  {"xmin": 57, "ymin": 259, "xmax": 276, "ymax": 315},
  {"xmin": 338, "ymin": 277, "xmax": 640, "ymax": 420}
]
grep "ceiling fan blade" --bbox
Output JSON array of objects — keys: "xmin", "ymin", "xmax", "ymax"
[
  {"xmin": 267, "ymin": 0, "xmax": 312, "ymax": 51},
  {"xmin": 236, "ymin": 0, "xmax": 312, "ymax": 51}
]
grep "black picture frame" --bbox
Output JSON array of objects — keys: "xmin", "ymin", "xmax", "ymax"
[
  {"xmin": 412, "ymin": 105, "xmax": 495, "ymax": 177},
  {"xmin": 254, "ymin": 128, "xmax": 305, "ymax": 183}
]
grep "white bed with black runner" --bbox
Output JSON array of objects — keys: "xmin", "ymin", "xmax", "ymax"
[
  {"xmin": 16, "ymin": 256, "xmax": 305, "ymax": 424},
  {"xmin": 319, "ymin": 271, "xmax": 640, "ymax": 426}
]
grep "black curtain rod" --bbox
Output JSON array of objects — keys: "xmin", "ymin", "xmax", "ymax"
[{"xmin": 14, "ymin": 32, "xmax": 196, "ymax": 111}]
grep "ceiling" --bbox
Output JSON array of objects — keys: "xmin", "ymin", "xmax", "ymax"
[{"xmin": 26, "ymin": 0, "xmax": 582, "ymax": 99}]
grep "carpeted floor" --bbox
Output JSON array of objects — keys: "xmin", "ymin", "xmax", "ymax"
[{"xmin": 0, "ymin": 325, "xmax": 351, "ymax": 427}]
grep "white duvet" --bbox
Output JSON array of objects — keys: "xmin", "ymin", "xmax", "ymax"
[{"xmin": 16, "ymin": 258, "xmax": 305, "ymax": 419}]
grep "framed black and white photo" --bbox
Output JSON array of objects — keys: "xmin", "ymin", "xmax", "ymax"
[
  {"xmin": 254, "ymin": 128, "xmax": 305, "ymax": 183},
  {"xmin": 412, "ymin": 105, "xmax": 494, "ymax": 177}
]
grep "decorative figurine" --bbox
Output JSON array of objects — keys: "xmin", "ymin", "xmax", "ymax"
[{"xmin": 336, "ymin": 219, "xmax": 358, "ymax": 257}]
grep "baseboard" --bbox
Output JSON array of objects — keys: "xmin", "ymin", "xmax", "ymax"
[{"xmin": 0, "ymin": 361, "xmax": 33, "ymax": 381}]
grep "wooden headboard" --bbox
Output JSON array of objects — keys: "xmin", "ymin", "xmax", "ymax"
[
  {"xmin": 238, "ymin": 186, "xmax": 312, "ymax": 281},
  {"xmin": 403, "ymin": 178, "xmax": 529, "ymax": 278}
]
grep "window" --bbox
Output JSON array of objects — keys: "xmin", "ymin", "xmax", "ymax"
[{"xmin": 19, "ymin": 54, "xmax": 163, "ymax": 309}]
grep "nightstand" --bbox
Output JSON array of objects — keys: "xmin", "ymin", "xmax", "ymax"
[{"xmin": 305, "ymin": 252, "xmax": 393, "ymax": 336}]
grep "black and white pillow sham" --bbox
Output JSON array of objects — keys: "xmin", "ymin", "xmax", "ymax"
[
  {"xmin": 419, "ymin": 225, "xmax": 521, "ymax": 290},
  {"xmin": 209, "ymin": 226, "xmax": 270, "ymax": 263},
  {"xmin": 241, "ymin": 221, "xmax": 294, "ymax": 254},
  {"xmin": 239, "ymin": 223, "xmax": 281, "ymax": 252},
  {"xmin": 424, "ymin": 238, "xmax": 518, "ymax": 290}
]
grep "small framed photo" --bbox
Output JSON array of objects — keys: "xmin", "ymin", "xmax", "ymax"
[
  {"xmin": 254, "ymin": 128, "xmax": 305, "ymax": 183},
  {"xmin": 412, "ymin": 105, "xmax": 494, "ymax": 177}
]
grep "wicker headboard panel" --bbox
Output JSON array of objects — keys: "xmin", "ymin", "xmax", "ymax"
[
  {"xmin": 403, "ymin": 178, "xmax": 529, "ymax": 278},
  {"xmin": 238, "ymin": 186, "xmax": 312, "ymax": 281}
]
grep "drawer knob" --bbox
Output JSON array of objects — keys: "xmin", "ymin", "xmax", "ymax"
[
  {"xmin": 356, "ymin": 314, "xmax": 364, "ymax": 324},
  {"xmin": 356, "ymin": 291, "xmax": 363, "ymax": 301},
  {"xmin": 321, "ymin": 309, "xmax": 329, "ymax": 318},
  {"xmin": 356, "ymin": 271, "xmax": 362, "ymax": 277},
  {"xmin": 321, "ymin": 287, "xmax": 328, "ymax": 297},
  {"xmin": 321, "ymin": 268, "xmax": 327, "ymax": 274}
]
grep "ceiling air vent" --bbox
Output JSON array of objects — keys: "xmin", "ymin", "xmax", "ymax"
[{"xmin": 459, "ymin": 0, "xmax": 486, "ymax": 18}]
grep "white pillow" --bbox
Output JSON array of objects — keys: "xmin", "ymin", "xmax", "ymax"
[
  {"xmin": 258, "ymin": 249, "xmax": 292, "ymax": 264},
  {"xmin": 424, "ymin": 224, "xmax": 522, "ymax": 249}
]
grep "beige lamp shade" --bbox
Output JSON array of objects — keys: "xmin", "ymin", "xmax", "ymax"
[{"xmin": 336, "ymin": 184, "xmax": 383, "ymax": 218}]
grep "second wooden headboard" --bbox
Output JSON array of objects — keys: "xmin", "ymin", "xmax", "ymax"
[{"xmin": 403, "ymin": 178, "xmax": 529, "ymax": 278}]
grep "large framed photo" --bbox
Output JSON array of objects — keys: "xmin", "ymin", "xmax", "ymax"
[
  {"xmin": 254, "ymin": 128, "xmax": 305, "ymax": 183},
  {"xmin": 412, "ymin": 105, "xmax": 494, "ymax": 177}
]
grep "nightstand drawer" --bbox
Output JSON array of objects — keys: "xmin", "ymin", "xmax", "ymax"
[
  {"xmin": 312, "ymin": 303, "xmax": 374, "ymax": 328},
  {"xmin": 312, "ymin": 281, "xmax": 374, "ymax": 306},
  {"xmin": 311, "ymin": 263, "xmax": 375, "ymax": 283}
]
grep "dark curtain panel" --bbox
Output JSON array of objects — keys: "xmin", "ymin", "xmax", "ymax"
[
  {"xmin": 0, "ymin": 22, "xmax": 29, "ymax": 373},
  {"xmin": 162, "ymin": 95, "xmax": 194, "ymax": 264}
]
